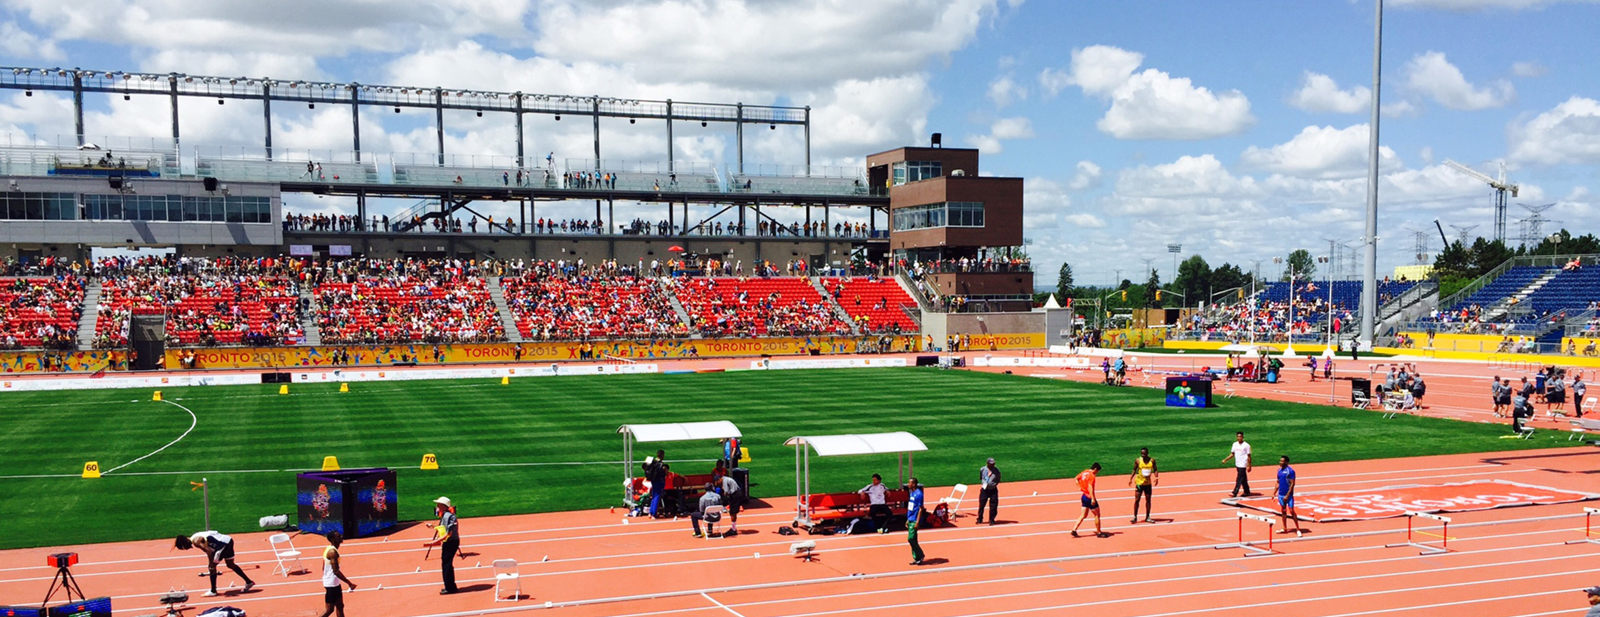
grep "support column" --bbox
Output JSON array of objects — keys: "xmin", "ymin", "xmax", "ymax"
[
  {"xmin": 514, "ymin": 92, "xmax": 525, "ymax": 168},
  {"xmin": 805, "ymin": 204, "xmax": 811, "ymax": 236},
  {"xmin": 350, "ymin": 83, "xmax": 361, "ymax": 162},
  {"xmin": 668, "ymin": 200, "xmax": 674, "ymax": 234},
  {"xmin": 262, "ymin": 83, "xmax": 273, "ymax": 160},
  {"xmin": 595, "ymin": 199, "xmax": 601, "ymax": 229},
  {"xmin": 357, "ymin": 191, "xmax": 367, "ymax": 228},
  {"xmin": 169, "ymin": 75, "xmax": 181, "ymax": 149},
  {"xmin": 435, "ymin": 88, "xmax": 445, "ymax": 166},
  {"xmin": 804, "ymin": 106, "xmax": 812, "ymax": 176},
  {"xmin": 608, "ymin": 198, "xmax": 614, "ymax": 235},
  {"xmin": 592, "ymin": 96, "xmax": 601, "ymax": 171},
  {"xmin": 520, "ymin": 200, "xmax": 527, "ymax": 234},
  {"xmin": 72, "ymin": 73, "xmax": 84, "ymax": 147},
  {"xmin": 739, "ymin": 203, "xmax": 746, "ymax": 235},
  {"xmin": 735, "ymin": 103, "xmax": 744, "ymax": 174},
  {"xmin": 666, "ymin": 99, "xmax": 674, "ymax": 173}
]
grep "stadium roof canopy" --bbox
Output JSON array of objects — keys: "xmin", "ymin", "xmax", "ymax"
[
  {"xmin": 617, "ymin": 421, "xmax": 742, "ymax": 443},
  {"xmin": 783, "ymin": 432, "xmax": 927, "ymax": 457}
]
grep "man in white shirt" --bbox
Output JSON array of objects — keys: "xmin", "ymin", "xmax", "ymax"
[
  {"xmin": 174, "ymin": 530, "xmax": 256, "ymax": 597},
  {"xmin": 858, "ymin": 473, "xmax": 892, "ymax": 533},
  {"xmin": 1221, "ymin": 432, "xmax": 1253, "ymax": 498},
  {"xmin": 318, "ymin": 532, "xmax": 356, "ymax": 617}
]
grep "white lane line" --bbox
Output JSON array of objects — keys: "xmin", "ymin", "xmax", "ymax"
[
  {"xmin": 702, "ymin": 593, "xmax": 748, "ymax": 617},
  {"xmin": 103, "ymin": 399, "xmax": 198, "ymax": 475}
]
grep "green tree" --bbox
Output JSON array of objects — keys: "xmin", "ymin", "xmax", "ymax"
[
  {"xmin": 1172, "ymin": 255, "xmax": 1211, "ymax": 308},
  {"xmin": 1468, "ymin": 238, "xmax": 1514, "ymax": 276},
  {"xmin": 1056, "ymin": 262, "xmax": 1075, "ymax": 297},
  {"xmin": 1144, "ymin": 270, "xmax": 1163, "ymax": 309},
  {"xmin": 1210, "ymin": 263, "xmax": 1250, "ymax": 303},
  {"xmin": 1281, "ymin": 249, "xmax": 1315, "ymax": 281}
]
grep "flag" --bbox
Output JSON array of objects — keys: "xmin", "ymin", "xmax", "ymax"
[{"xmin": 190, "ymin": 481, "xmax": 206, "ymax": 491}]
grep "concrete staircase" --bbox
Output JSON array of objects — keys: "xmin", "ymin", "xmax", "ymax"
[
  {"xmin": 810, "ymin": 277, "xmax": 861, "ymax": 335},
  {"xmin": 660, "ymin": 279, "xmax": 698, "ymax": 336},
  {"xmin": 299, "ymin": 286, "xmax": 322, "ymax": 346},
  {"xmin": 75, "ymin": 280, "xmax": 102, "ymax": 351},
  {"xmin": 485, "ymin": 276, "xmax": 524, "ymax": 343},
  {"xmin": 1486, "ymin": 269, "xmax": 1560, "ymax": 321}
]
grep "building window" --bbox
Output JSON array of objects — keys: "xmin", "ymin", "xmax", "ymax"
[
  {"xmin": 892, "ymin": 201, "xmax": 983, "ymax": 231},
  {"xmin": 891, "ymin": 161, "xmax": 943, "ymax": 186},
  {"xmin": 83, "ymin": 194, "xmax": 272, "ymax": 223},
  {"xmin": 0, "ymin": 192, "xmax": 77, "ymax": 220}
]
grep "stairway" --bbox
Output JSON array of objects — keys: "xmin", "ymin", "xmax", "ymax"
[
  {"xmin": 1485, "ymin": 269, "xmax": 1559, "ymax": 321},
  {"xmin": 299, "ymin": 286, "xmax": 322, "ymax": 346},
  {"xmin": 75, "ymin": 281, "xmax": 102, "ymax": 351},
  {"xmin": 811, "ymin": 277, "xmax": 861, "ymax": 335},
  {"xmin": 485, "ymin": 276, "xmax": 524, "ymax": 343},
  {"xmin": 659, "ymin": 279, "xmax": 697, "ymax": 335}
]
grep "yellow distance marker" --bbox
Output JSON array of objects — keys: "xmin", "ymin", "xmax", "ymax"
[
  {"xmin": 279, "ymin": 384, "xmax": 289, "ymax": 395},
  {"xmin": 322, "ymin": 456, "xmax": 340, "ymax": 471},
  {"xmin": 421, "ymin": 453, "xmax": 439, "ymax": 470},
  {"xmin": 739, "ymin": 447, "xmax": 751, "ymax": 463},
  {"xmin": 152, "ymin": 391, "xmax": 162, "ymax": 401},
  {"xmin": 81, "ymin": 461, "xmax": 101, "ymax": 478},
  {"xmin": 339, "ymin": 383, "xmax": 349, "ymax": 393},
  {"xmin": 500, "ymin": 376, "xmax": 510, "ymax": 385}
]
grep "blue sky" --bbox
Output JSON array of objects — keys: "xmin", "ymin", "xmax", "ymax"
[{"xmin": 0, "ymin": 0, "xmax": 1595, "ymax": 287}]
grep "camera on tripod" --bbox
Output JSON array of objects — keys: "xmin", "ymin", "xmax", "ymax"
[
  {"xmin": 46, "ymin": 553, "xmax": 78, "ymax": 569},
  {"xmin": 0, "ymin": 551, "xmax": 113, "ymax": 616}
]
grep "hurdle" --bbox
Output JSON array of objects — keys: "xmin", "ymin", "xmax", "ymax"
[
  {"xmin": 1565, "ymin": 507, "xmax": 1600, "ymax": 545},
  {"xmin": 1385, "ymin": 511, "xmax": 1452, "ymax": 555},
  {"xmin": 1215, "ymin": 511, "xmax": 1279, "ymax": 557}
]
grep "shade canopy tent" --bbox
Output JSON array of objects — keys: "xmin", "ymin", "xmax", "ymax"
[
  {"xmin": 784, "ymin": 432, "xmax": 928, "ymax": 529},
  {"xmin": 618, "ymin": 421, "xmax": 742, "ymax": 506}
]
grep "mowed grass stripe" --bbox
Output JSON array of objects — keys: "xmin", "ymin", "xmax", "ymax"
[{"xmin": 0, "ymin": 368, "xmax": 1566, "ymax": 549}]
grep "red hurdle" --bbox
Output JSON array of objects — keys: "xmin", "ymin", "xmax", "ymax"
[
  {"xmin": 1566, "ymin": 507, "xmax": 1600, "ymax": 546},
  {"xmin": 1386, "ymin": 511, "xmax": 1452, "ymax": 555},
  {"xmin": 1215, "ymin": 511, "xmax": 1279, "ymax": 557}
]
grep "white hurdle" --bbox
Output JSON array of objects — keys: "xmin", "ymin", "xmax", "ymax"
[
  {"xmin": 1385, "ymin": 511, "xmax": 1452, "ymax": 555},
  {"xmin": 1565, "ymin": 507, "xmax": 1600, "ymax": 546},
  {"xmin": 1215, "ymin": 511, "xmax": 1279, "ymax": 557}
]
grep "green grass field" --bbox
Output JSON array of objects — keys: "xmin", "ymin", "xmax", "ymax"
[{"xmin": 0, "ymin": 368, "xmax": 1567, "ymax": 549}]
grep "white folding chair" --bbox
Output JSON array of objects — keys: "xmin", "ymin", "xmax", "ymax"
[
  {"xmin": 940, "ymin": 484, "xmax": 968, "ymax": 513},
  {"xmin": 268, "ymin": 533, "xmax": 305, "ymax": 577},
  {"xmin": 493, "ymin": 559, "xmax": 520, "ymax": 602},
  {"xmin": 702, "ymin": 505, "xmax": 725, "ymax": 539}
]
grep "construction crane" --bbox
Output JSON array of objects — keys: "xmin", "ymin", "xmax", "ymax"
[{"xmin": 1443, "ymin": 159, "xmax": 1518, "ymax": 243}]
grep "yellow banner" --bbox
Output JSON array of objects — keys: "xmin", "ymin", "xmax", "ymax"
[
  {"xmin": 1103, "ymin": 328, "xmax": 1168, "ymax": 350},
  {"xmin": 0, "ymin": 350, "xmax": 127, "ymax": 374},
  {"xmin": 166, "ymin": 336, "xmax": 926, "ymax": 370}
]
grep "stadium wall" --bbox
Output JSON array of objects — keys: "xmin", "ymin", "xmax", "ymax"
[{"xmin": 1161, "ymin": 338, "xmax": 1600, "ymax": 368}]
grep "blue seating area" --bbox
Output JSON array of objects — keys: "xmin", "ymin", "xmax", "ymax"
[
  {"xmin": 1521, "ymin": 268, "xmax": 1600, "ymax": 320},
  {"xmin": 1447, "ymin": 266, "xmax": 1547, "ymax": 313},
  {"xmin": 1255, "ymin": 280, "xmax": 1415, "ymax": 312}
]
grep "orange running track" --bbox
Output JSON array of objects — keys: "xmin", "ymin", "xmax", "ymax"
[{"xmin": 4, "ymin": 448, "xmax": 1599, "ymax": 617}]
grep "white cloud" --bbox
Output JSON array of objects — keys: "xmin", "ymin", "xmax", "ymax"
[
  {"xmin": 0, "ymin": 21, "xmax": 63, "ymax": 60},
  {"xmin": 1288, "ymin": 72, "xmax": 1370, "ymax": 114},
  {"xmin": 1508, "ymin": 96, "xmax": 1600, "ymax": 165},
  {"xmin": 1403, "ymin": 51, "xmax": 1515, "ymax": 110},
  {"xmin": 1043, "ymin": 45, "xmax": 1254, "ymax": 140},
  {"xmin": 965, "ymin": 116, "xmax": 1033, "ymax": 153},
  {"xmin": 987, "ymin": 75, "xmax": 1026, "ymax": 108},
  {"xmin": 532, "ymin": 0, "xmax": 1015, "ymax": 90},
  {"xmin": 1068, "ymin": 160, "xmax": 1102, "ymax": 191},
  {"xmin": 1239, "ymin": 124, "xmax": 1401, "ymax": 180},
  {"xmin": 1024, "ymin": 178, "xmax": 1105, "ymax": 230},
  {"xmin": 1511, "ymin": 61, "xmax": 1549, "ymax": 77}
]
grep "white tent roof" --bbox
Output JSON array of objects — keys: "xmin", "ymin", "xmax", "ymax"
[
  {"xmin": 618, "ymin": 421, "xmax": 741, "ymax": 443},
  {"xmin": 784, "ymin": 432, "xmax": 928, "ymax": 457},
  {"xmin": 1042, "ymin": 294, "xmax": 1062, "ymax": 309}
]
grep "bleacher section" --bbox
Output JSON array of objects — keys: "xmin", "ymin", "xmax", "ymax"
[
  {"xmin": 95, "ymin": 275, "xmax": 302, "ymax": 348},
  {"xmin": 823, "ymin": 278, "xmax": 919, "ymax": 332},
  {"xmin": 1256, "ymin": 279, "xmax": 1416, "ymax": 312},
  {"xmin": 0, "ymin": 276, "xmax": 84, "ymax": 349},
  {"xmin": 673, "ymin": 277, "xmax": 850, "ymax": 336},
  {"xmin": 1518, "ymin": 268, "xmax": 1600, "ymax": 320},
  {"xmin": 500, "ymin": 274, "xmax": 686, "ymax": 340},
  {"xmin": 1444, "ymin": 266, "xmax": 1547, "ymax": 316},
  {"xmin": 314, "ymin": 276, "xmax": 502, "ymax": 344}
]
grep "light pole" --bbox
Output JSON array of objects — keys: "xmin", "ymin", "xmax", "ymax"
[{"xmin": 1275, "ymin": 256, "xmax": 1298, "ymax": 357}]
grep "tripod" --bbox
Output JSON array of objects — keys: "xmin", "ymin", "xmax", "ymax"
[{"xmin": 42, "ymin": 564, "xmax": 85, "ymax": 607}]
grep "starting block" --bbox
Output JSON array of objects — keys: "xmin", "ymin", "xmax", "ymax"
[
  {"xmin": 1386, "ymin": 511, "xmax": 1452, "ymax": 555},
  {"xmin": 1215, "ymin": 511, "xmax": 1279, "ymax": 557},
  {"xmin": 789, "ymin": 540, "xmax": 817, "ymax": 562},
  {"xmin": 1565, "ymin": 507, "xmax": 1600, "ymax": 546}
]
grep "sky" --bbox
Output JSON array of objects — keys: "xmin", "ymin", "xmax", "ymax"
[{"xmin": 0, "ymin": 0, "xmax": 1596, "ymax": 287}]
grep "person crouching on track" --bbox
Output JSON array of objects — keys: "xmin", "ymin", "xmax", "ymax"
[
  {"xmin": 175, "ymin": 530, "xmax": 256, "ymax": 597},
  {"xmin": 858, "ymin": 473, "xmax": 892, "ymax": 533},
  {"xmin": 690, "ymin": 483, "xmax": 723, "ymax": 538},
  {"xmin": 714, "ymin": 468, "xmax": 742, "ymax": 536}
]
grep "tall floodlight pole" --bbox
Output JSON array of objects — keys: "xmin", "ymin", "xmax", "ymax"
[{"xmin": 1359, "ymin": 0, "xmax": 1384, "ymax": 348}]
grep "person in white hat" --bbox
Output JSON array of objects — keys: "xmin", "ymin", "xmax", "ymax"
[{"xmin": 423, "ymin": 497, "xmax": 460, "ymax": 594}]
